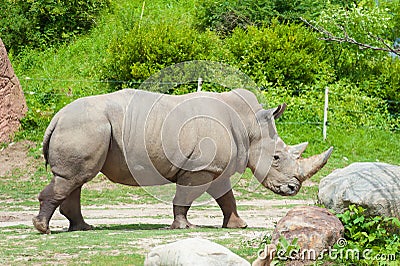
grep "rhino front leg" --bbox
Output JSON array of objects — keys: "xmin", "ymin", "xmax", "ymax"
[
  {"xmin": 60, "ymin": 186, "xmax": 93, "ymax": 232},
  {"xmin": 33, "ymin": 176, "xmax": 80, "ymax": 234},
  {"xmin": 215, "ymin": 189, "xmax": 247, "ymax": 228},
  {"xmin": 207, "ymin": 177, "xmax": 247, "ymax": 229}
]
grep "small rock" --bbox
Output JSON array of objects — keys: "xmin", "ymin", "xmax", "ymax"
[
  {"xmin": 144, "ymin": 238, "xmax": 250, "ymax": 266},
  {"xmin": 319, "ymin": 162, "xmax": 400, "ymax": 218},
  {"xmin": 271, "ymin": 206, "xmax": 344, "ymax": 260}
]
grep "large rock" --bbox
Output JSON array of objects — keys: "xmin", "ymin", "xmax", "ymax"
[
  {"xmin": 319, "ymin": 162, "xmax": 400, "ymax": 218},
  {"xmin": 0, "ymin": 38, "xmax": 27, "ymax": 143},
  {"xmin": 144, "ymin": 238, "xmax": 250, "ymax": 266},
  {"xmin": 271, "ymin": 206, "xmax": 344, "ymax": 260}
]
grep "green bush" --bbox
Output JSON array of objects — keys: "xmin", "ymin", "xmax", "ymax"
[
  {"xmin": 195, "ymin": 0, "xmax": 331, "ymax": 36},
  {"xmin": 0, "ymin": 0, "xmax": 110, "ymax": 54},
  {"xmin": 358, "ymin": 58, "xmax": 400, "ymax": 117},
  {"xmin": 195, "ymin": 0, "xmax": 275, "ymax": 35},
  {"xmin": 8, "ymin": 0, "xmax": 399, "ymax": 140},
  {"xmin": 333, "ymin": 205, "xmax": 400, "ymax": 265},
  {"xmin": 226, "ymin": 22, "xmax": 333, "ymax": 90},
  {"xmin": 102, "ymin": 20, "xmax": 231, "ymax": 90},
  {"xmin": 313, "ymin": 0, "xmax": 400, "ymax": 99}
]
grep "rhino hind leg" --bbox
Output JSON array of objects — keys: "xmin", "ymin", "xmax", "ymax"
[
  {"xmin": 170, "ymin": 205, "xmax": 196, "ymax": 229},
  {"xmin": 170, "ymin": 186, "xmax": 204, "ymax": 229},
  {"xmin": 32, "ymin": 177, "xmax": 60, "ymax": 234},
  {"xmin": 170, "ymin": 172, "xmax": 214, "ymax": 229},
  {"xmin": 60, "ymin": 186, "xmax": 93, "ymax": 232},
  {"xmin": 33, "ymin": 176, "xmax": 82, "ymax": 234},
  {"xmin": 33, "ymin": 118, "xmax": 111, "ymax": 234},
  {"xmin": 207, "ymin": 178, "xmax": 247, "ymax": 229}
]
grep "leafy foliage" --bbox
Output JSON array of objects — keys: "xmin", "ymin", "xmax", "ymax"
[
  {"xmin": 103, "ymin": 22, "xmax": 229, "ymax": 90},
  {"xmin": 7, "ymin": 0, "xmax": 398, "ymax": 141},
  {"xmin": 195, "ymin": 0, "xmax": 275, "ymax": 35},
  {"xmin": 334, "ymin": 205, "xmax": 400, "ymax": 264},
  {"xmin": 226, "ymin": 21, "xmax": 333, "ymax": 89},
  {"xmin": 0, "ymin": 0, "xmax": 110, "ymax": 54},
  {"xmin": 312, "ymin": 0, "xmax": 400, "ymax": 110},
  {"xmin": 195, "ymin": 0, "xmax": 330, "ymax": 36},
  {"xmin": 274, "ymin": 236, "xmax": 300, "ymax": 264}
]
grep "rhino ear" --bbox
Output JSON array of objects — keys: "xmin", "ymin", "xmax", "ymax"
[
  {"xmin": 272, "ymin": 103, "xmax": 287, "ymax": 120},
  {"xmin": 256, "ymin": 103, "xmax": 287, "ymax": 123}
]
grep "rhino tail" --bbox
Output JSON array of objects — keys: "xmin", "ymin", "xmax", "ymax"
[{"xmin": 42, "ymin": 114, "xmax": 59, "ymax": 170}]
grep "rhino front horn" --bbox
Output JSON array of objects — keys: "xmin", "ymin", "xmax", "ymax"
[{"xmin": 298, "ymin": 147, "xmax": 333, "ymax": 182}]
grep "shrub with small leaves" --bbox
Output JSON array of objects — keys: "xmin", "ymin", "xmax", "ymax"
[
  {"xmin": 333, "ymin": 205, "xmax": 400, "ymax": 265},
  {"xmin": 0, "ymin": 0, "xmax": 110, "ymax": 54}
]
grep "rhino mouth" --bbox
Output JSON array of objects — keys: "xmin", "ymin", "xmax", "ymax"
[{"xmin": 277, "ymin": 179, "xmax": 300, "ymax": 196}]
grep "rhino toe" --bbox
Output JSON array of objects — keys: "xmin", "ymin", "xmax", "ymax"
[
  {"xmin": 68, "ymin": 222, "xmax": 93, "ymax": 232},
  {"xmin": 170, "ymin": 219, "xmax": 197, "ymax": 229},
  {"xmin": 223, "ymin": 214, "xmax": 248, "ymax": 229},
  {"xmin": 32, "ymin": 216, "xmax": 50, "ymax": 234}
]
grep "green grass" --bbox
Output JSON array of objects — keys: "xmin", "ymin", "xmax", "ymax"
[
  {"xmin": 70, "ymin": 254, "xmax": 145, "ymax": 266},
  {"xmin": 13, "ymin": 0, "xmax": 200, "ymax": 141},
  {"xmin": 0, "ymin": 225, "xmax": 268, "ymax": 265}
]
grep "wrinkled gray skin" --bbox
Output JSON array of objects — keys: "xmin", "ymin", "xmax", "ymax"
[{"xmin": 32, "ymin": 89, "xmax": 333, "ymax": 234}]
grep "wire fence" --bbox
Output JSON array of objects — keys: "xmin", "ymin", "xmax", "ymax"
[{"xmin": 20, "ymin": 76, "xmax": 400, "ymax": 138}]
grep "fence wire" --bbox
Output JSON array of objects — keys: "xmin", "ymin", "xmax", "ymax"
[{"xmin": 20, "ymin": 77, "xmax": 400, "ymax": 133}]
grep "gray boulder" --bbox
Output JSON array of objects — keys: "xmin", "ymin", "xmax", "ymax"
[
  {"xmin": 319, "ymin": 162, "xmax": 400, "ymax": 218},
  {"xmin": 144, "ymin": 238, "xmax": 250, "ymax": 266}
]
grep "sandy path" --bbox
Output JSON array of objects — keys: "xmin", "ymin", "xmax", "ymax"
[{"xmin": 0, "ymin": 199, "xmax": 313, "ymax": 231}]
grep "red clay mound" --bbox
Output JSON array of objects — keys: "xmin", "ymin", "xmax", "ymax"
[{"xmin": 0, "ymin": 38, "xmax": 27, "ymax": 143}]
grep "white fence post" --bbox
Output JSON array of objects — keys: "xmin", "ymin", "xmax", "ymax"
[
  {"xmin": 197, "ymin": 77, "xmax": 203, "ymax": 92},
  {"xmin": 138, "ymin": 1, "xmax": 145, "ymax": 29},
  {"xmin": 323, "ymin": 87, "xmax": 329, "ymax": 141}
]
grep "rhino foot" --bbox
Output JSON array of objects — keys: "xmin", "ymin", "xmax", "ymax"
[
  {"xmin": 170, "ymin": 219, "xmax": 197, "ymax": 229},
  {"xmin": 223, "ymin": 215, "xmax": 248, "ymax": 229},
  {"xmin": 68, "ymin": 222, "xmax": 93, "ymax": 232},
  {"xmin": 32, "ymin": 216, "xmax": 51, "ymax": 234}
]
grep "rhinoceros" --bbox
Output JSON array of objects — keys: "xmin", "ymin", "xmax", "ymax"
[{"xmin": 32, "ymin": 89, "xmax": 333, "ymax": 234}]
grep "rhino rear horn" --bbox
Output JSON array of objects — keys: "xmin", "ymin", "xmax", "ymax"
[
  {"xmin": 289, "ymin": 142, "xmax": 308, "ymax": 159},
  {"xmin": 298, "ymin": 146, "xmax": 333, "ymax": 182}
]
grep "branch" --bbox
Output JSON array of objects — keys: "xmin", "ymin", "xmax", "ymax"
[{"xmin": 300, "ymin": 17, "xmax": 400, "ymax": 56}]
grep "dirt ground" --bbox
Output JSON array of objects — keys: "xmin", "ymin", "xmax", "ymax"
[
  {"xmin": 0, "ymin": 141, "xmax": 313, "ymax": 231},
  {"xmin": 0, "ymin": 140, "xmax": 36, "ymax": 177},
  {"xmin": 0, "ymin": 199, "xmax": 312, "ymax": 230}
]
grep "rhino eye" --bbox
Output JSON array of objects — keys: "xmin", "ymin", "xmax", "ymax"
[{"xmin": 273, "ymin": 155, "xmax": 280, "ymax": 161}]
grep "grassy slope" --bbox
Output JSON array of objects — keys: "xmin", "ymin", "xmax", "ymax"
[{"xmin": 3, "ymin": 0, "xmax": 400, "ymax": 264}]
